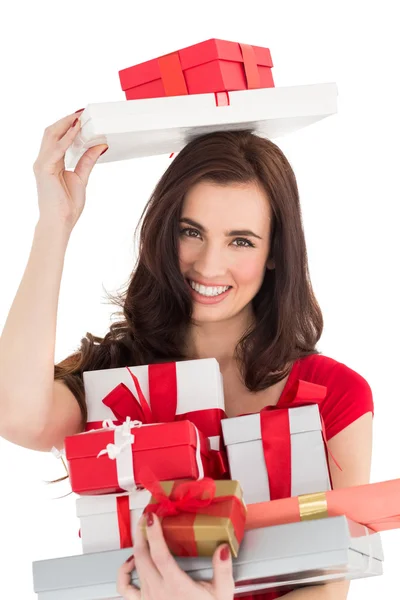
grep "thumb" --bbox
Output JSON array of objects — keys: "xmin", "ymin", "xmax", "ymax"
[
  {"xmin": 74, "ymin": 144, "xmax": 108, "ymax": 186},
  {"xmin": 212, "ymin": 544, "xmax": 235, "ymax": 599}
]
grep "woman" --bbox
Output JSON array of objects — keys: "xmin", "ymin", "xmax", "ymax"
[{"xmin": 0, "ymin": 111, "xmax": 373, "ymax": 600}]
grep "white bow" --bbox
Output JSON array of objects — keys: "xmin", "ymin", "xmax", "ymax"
[
  {"xmin": 97, "ymin": 436, "xmax": 134, "ymax": 460},
  {"xmin": 97, "ymin": 417, "xmax": 139, "ymax": 460}
]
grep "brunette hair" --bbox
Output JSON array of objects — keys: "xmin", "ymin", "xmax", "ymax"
[{"xmin": 55, "ymin": 130, "xmax": 323, "ymax": 428}]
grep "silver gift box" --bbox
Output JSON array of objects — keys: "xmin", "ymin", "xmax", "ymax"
[{"xmin": 32, "ymin": 516, "xmax": 383, "ymax": 600}]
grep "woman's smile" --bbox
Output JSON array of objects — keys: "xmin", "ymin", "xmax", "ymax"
[{"xmin": 185, "ymin": 278, "xmax": 233, "ymax": 304}]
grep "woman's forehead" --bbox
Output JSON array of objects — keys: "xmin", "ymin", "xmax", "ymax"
[{"xmin": 181, "ymin": 180, "xmax": 272, "ymax": 227}]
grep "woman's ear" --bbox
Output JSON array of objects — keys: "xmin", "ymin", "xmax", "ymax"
[{"xmin": 266, "ymin": 257, "xmax": 275, "ymax": 270}]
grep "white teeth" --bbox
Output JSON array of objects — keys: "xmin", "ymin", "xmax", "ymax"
[{"xmin": 189, "ymin": 280, "xmax": 230, "ymax": 297}]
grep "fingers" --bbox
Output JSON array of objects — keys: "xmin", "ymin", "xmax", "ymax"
[
  {"xmin": 133, "ymin": 513, "xmax": 163, "ymax": 589},
  {"xmin": 116, "ymin": 555, "xmax": 141, "ymax": 600},
  {"xmin": 44, "ymin": 111, "xmax": 85, "ymax": 143},
  {"xmin": 73, "ymin": 143, "xmax": 108, "ymax": 187},
  {"xmin": 144, "ymin": 512, "xmax": 191, "ymax": 585},
  {"xmin": 212, "ymin": 544, "xmax": 235, "ymax": 599},
  {"xmin": 34, "ymin": 113, "xmax": 84, "ymax": 174}
]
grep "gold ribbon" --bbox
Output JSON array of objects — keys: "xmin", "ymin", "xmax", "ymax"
[{"xmin": 298, "ymin": 492, "xmax": 329, "ymax": 520}]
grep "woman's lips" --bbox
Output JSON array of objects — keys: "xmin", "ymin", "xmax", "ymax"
[{"xmin": 186, "ymin": 280, "xmax": 232, "ymax": 305}]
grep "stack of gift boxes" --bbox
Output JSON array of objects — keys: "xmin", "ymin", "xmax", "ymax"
[
  {"xmin": 32, "ymin": 38, "xmax": 390, "ymax": 598},
  {"xmin": 33, "ymin": 357, "xmax": 387, "ymax": 599}
]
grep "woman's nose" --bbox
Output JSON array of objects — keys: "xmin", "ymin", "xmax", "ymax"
[{"xmin": 193, "ymin": 245, "xmax": 227, "ymax": 279}]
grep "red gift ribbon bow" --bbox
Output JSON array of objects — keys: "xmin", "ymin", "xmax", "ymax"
[
  {"xmin": 260, "ymin": 379, "xmax": 342, "ymax": 501},
  {"xmin": 101, "ymin": 363, "xmax": 177, "ymax": 425},
  {"xmin": 139, "ymin": 470, "xmax": 246, "ymax": 556}
]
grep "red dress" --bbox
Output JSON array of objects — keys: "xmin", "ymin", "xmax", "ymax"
[{"xmin": 236, "ymin": 353, "xmax": 375, "ymax": 600}]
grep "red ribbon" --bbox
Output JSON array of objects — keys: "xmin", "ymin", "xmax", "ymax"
[
  {"xmin": 100, "ymin": 363, "xmax": 177, "ymax": 426},
  {"xmin": 260, "ymin": 379, "xmax": 342, "ymax": 501},
  {"xmin": 143, "ymin": 476, "xmax": 218, "ymax": 516},
  {"xmin": 116, "ymin": 495, "xmax": 133, "ymax": 548},
  {"xmin": 239, "ymin": 43, "xmax": 261, "ymax": 89},
  {"xmin": 85, "ymin": 362, "xmax": 228, "ymax": 479},
  {"xmin": 157, "ymin": 44, "xmax": 261, "ymax": 98},
  {"xmin": 140, "ymin": 471, "xmax": 246, "ymax": 556},
  {"xmin": 157, "ymin": 52, "xmax": 189, "ymax": 96}
]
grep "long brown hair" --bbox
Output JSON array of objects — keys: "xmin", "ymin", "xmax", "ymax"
[{"xmin": 55, "ymin": 130, "xmax": 323, "ymax": 427}]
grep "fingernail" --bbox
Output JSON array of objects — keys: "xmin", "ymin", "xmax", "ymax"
[
  {"xmin": 74, "ymin": 108, "xmax": 85, "ymax": 113},
  {"xmin": 99, "ymin": 147, "xmax": 108, "ymax": 156},
  {"xmin": 220, "ymin": 545, "xmax": 231, "ymax": 561},
  {"xmin": 146, "ymin": 512, "xmax": 154, "ymax": 527},
  {"xmin": 72, "ymin": 118, "xmax": 79, "ymax": 128},
  {"xmin": 125, "ymin": 554, "xmax": 134, "ymax": 562}
]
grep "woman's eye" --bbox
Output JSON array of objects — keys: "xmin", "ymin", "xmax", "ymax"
[
  {"xmin": 232, "ymin": 238, "xmax": 255, "ymax": 248},
  {"xmin": 180, "ymin": 227, "xmax": 200, "ymax": 238},
  {"xmin": 180, "ymin": 228, "xmax": 254, "ymax": 248}
]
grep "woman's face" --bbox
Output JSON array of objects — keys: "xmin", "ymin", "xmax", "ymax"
[{"xmin": 178, "ymin": 180, "xmax": 274, "ymax": 324}]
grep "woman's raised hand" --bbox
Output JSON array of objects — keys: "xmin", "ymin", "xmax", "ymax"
[{"xmin": 33, "ymin": 110, "xmax": 108, "ymax": 232}]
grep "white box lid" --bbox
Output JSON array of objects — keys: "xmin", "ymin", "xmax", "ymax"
[
  {"xmin": 65, "ymin": 82, "xmax": 338, "ymax": 166},
  {"xmin": 83, "ymin": 357, "xmax": 225, "ymax": 421},
  {"xmin": 76, "ymin": 489, "xmax": 151, "ymax": 518},
  {"xmin": 222, "ymin": 404, "xmax": 322, "ymax": 445}
]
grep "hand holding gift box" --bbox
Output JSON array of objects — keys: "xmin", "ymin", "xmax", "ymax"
[
  {"xmin": 66, "ymin": 38, "xmax": 337, "ymax": 166},
  {"xmin": 32, "ymin": 515, "xmax": 384, "ymax": 598},
  {"xmin": 222, "ymin": 379, "xmax": 340, "ymax": 504},
  {"xmin": 140, "ymin": 476, "xmax": 247, "ymax": 558},
  {"xmin": 64, "ymin": 418, "xmax": 213, "ymax": 495}
]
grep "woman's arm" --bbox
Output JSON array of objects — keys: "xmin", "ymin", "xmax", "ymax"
[
  {"xmin": 0, "ymin": 219, "xmax": 71, "ymax": 439},
  {"xmin": 278, "ymin": 411, "xmax": 374, "ymax": 600},
  {"xmin": 274, "ymin": 580, "xmax": 349, "ymax": 599}
]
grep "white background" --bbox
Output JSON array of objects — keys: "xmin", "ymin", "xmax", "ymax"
[{"xmin": 0, "ymin": 1, "xmax": 399, "ymax": 598}]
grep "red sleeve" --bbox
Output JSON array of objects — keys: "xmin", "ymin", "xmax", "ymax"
[{"xmin": 319, "ymin": 362, "xmax": 374, "ymax": 441}]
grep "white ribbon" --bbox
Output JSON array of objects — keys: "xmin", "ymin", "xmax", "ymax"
[
  {"xmin": 96, "ymin": 417, "xmax": 205, "ymax": 490},
  {"xmin": 96, "ymin": 417, "xmax": 140, "ymax": 491},
  {"xmin": 193, "ymin": 424, "xmax": 204, "ymax": 480},
  {"xmin": 51, "ymin": 446, "xmax": 64, "ymax": 459}
]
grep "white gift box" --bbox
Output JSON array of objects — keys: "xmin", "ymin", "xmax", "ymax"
[
  {"xmin": 76, "ymin": 489, "xmax": 151, "ymax": 554},
  {"xmin": 32, "ymin": 516, "xmax": 383, "ymax": 599},
  {"xmin": 222, "ymin": 404, "xmax": 331, "ymax": 504},
  {"xmin": 83, "ymin": 358, "xmax": 225, "ymax": 435},
  {"xmin": 65, "ymin": 82, "xmax": 338, "ymax": 166}
]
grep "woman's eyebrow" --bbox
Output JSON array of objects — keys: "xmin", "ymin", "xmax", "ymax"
[{"xmin": 179, "ymin": 217, "xmax": 263, "ymax": 239}]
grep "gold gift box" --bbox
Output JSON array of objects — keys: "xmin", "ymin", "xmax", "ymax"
[{"xmin": 141, "ymin": 479, "xmax": 246, "ymax": 557}]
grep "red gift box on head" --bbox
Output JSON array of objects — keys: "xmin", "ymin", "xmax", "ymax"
[
  {"xmin": 65, "ymin": 419, "xmax": 213, "ymax": 495},
  {"xmin": 119, "ymin": 38, "xmax": 274, "ymax": 101}
]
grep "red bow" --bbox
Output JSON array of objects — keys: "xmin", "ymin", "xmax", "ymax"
[
  {"xmin": 101, "ymin": 363, "xmax": 178, "ymax": 425},
  {"xmin": 142, "ymin": 475, "xmax": 219, "ymax": 518},
  {"xmin": 139, "ymin": 468, "xmax": 246, "ymax": 557}
]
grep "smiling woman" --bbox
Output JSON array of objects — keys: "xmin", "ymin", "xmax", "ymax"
[
  {"xmin": 53, "ymin": 129, "xmax": 323, "ymax": 415},
  {"xmin": 178, "ymin": 180, "xmax": 273, "ymax": 315},
  {"xmin": 0, "ymin": 124, "xmax": 372, "ymax": 600}
]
